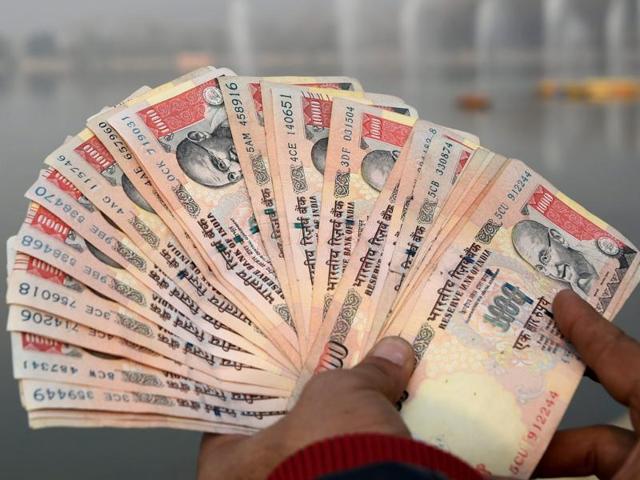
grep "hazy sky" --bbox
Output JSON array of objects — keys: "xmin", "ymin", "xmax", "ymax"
[{"xmin": 0, "ymin": 0, "xmax": 232, "ymax": 39}]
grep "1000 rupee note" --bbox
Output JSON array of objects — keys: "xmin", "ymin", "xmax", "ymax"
[
  {"xmin": 87, "ymin": 100, "xmax": 291, "ymax": 371},
  {"xmin": 20, "ymin": 379, "xmax": 285, "ymax": 430},
  {"xmin": 296, "ymin": 134, "xmax": 416, "ymax": 391},
  {"xmin": 383, "ymin": 149, "xmax": 506, "ymax": 338},
  {"xmin": 384, "ymin": 129, "xmax": 477, "ymax": 296},
  {"xmin": 10, "ymin": 332, "xmax": 287, "ymax": 412},
  {"xmin": 108, "ymin": 70, "xmax": 299, "ymax": 367},
  {"xmin": 25, "ymin": 168, "xmax": 278, "ymax": 365},
  {"xmin": 42, "ymin": 129, "xmax": 293, "ymax": 371},
  {"xmin": 395, "ymin": 159, "xmax": 640, "ymax": 478},
  {"xmin": 6, "ymin": 253, "xmax": 294, "ymax": 393},
  {"xmin": 220, "ymin": 76, "xmax": 364, "ymax": 331},
  {"xmin": 369, "ymin": 128, "xmax": 478, "ymax": 345},
  {"xmin": 7, "ymin": 304, "xmax": 285, "ymax": 398},
  {"xmin": 311, "ymin": 98, "xmax": 415, "ymax": 350},
  {"xmin": 264, "ymin": 84, "xmax": 416, "ymax": 351},
  {"xmin": 14, "ymin": 202, "xmax": 288, "ymax": 377},
  {"xmin": 263, "ymin": 83, "xmax": 368, "ymax": 349},
  {"xmin": 27, "ymin": 409, "xmax": 256, "ymax": 435}
]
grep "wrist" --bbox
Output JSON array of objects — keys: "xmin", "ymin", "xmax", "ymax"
[
  {"xmin": 239, "ymin": 423, "xmax": 295, "ymax": 480},
  {"xmin": 267, "ymin": 433, "xmax": 483, "ymax": 480}
]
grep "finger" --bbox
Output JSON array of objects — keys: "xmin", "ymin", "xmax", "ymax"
[
  {"xmin": 534, "ymin": 426, "xmax": 637, "ymax": 479},
  {"xmin": 614, "ymin": 441, "xmax": 640, "ymax": 480},
  {"xmin": 350, "ymin": 336, "xmax": 416, "ymax": 402},
  {"xmin": 553, "ymin": 290, "xmax": 640, "ymax": 408},
  {"xmin": 584, "ymin": 366, "xmax": 601, "ymax": 384}
]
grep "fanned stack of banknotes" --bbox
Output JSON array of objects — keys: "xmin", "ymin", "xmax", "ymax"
[{"xmin": 6, "ymin": 65, "xmax": 640, "ymax": 478}]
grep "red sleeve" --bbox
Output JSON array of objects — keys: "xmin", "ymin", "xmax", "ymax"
[{"xmin": 267, "ymin": 433, "xmax": 484, "ymax": 480}]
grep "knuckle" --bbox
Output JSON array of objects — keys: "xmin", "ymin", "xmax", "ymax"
[
  {"xmin": 358, "ymin": 360, "xmax": 391, "ymax": 380},
  {"xmin": 354, "ymin": 359, "xmax": 398, "ymax": 393},
  {"xmin": 362, "ymin": 357, "xmax": 399, "ymax": 378}
]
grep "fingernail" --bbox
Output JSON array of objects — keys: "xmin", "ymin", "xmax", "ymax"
[{"xmin": 370, "ymin": 337, "xmax": 413, "ymax": 367}]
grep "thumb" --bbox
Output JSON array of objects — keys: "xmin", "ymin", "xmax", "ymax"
[{"xmin": 350, "ymin": 336, "xmax": 416, "ymax": 402}]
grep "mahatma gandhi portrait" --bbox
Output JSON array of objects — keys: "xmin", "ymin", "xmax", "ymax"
[
  {"xmin": 361, "ymin": 149, "xmax": 397, "ymax": 192},
  {"xmin": 85, "ymin": 240, "xmax": 124, "ymax": 270},
  {"xmin": 311, "ymin": 137, "xmax": 328, "ymax": 174},
  {"xmin": 512, "ymin": 219, "xmax": 598, "ymax": 295},
  {"xmin": 175, "ymin": 125, "xmax": 242, "ymax": 188},
  {"xmin": 121, "ymin": 174, "xmax": 156, "ymax": 214}
]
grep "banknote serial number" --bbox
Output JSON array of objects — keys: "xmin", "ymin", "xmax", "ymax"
[
  {"xmin": 83, "ymin": 265, "xmax": 113, "ymax": 286},
  {"xmin": 87, "ymin": 328, "xmax": 114, "ymax": 341},
  {"xmin": 85, "ymin": 305, "xmax": 116, "ymax": 321},
  {"xmin": 89, "ymin": 370, "xmax": 116, "ymax": 381},
  {"xmin": 20, "ymin": 309, "xmax": 79, "ymax": 332},
  {"xmin": 21, "ymin": 235, "xmax": 77, "ymax": 267},
  {"xmin": 54, "ymin": 155, "xmax": 99, "ymax": 192},
  {"xmin": 96, "ymin": 121, "xmax": 134, "ymax": 160},
  {"xmin": 416, "ymin": 127, "xmax": 439, "ymax": 172},
  {"xmin": 279, "ymin": 95, "xmax": 297, "ymax": 136},
  {"xmin": 223, "ymin": 82, "xmax": 257, "ymax": 153},
  {"xmin": 119, "ymin": 117, "xmax": 157, "ymax": 156},
  {"xmin": 104, "ymin": 392, "xmax": 135, "ymax": 403},
  {"xmin": 507, "ymin": 170, "xmax": 532, "ymax": 202},
  {"xmin": 33, "ymin": 186, "xmax": 86, "ymax": 223},
  {"xmin": 341, "ymin": 105, "xmax": 355, "ymax": 143},
  {"xmin": 435, "ymin": 141, "xmax": 454, "ymax": 176},
  {"xmin": 221, "ymin": 82, "xmax": 249, "ymax": 127},
  {"xmin": 22, "ymin": 361, "xmax": 79, "ymax": 376},
  {"xmin": 18, "ymin": 282, "xmax": 77, "ymax": 309},
  {"xmin": 492, "ymin": 171, "xmax": 533, "ymax": 221},
  {"xmin": 32, "ymin": 387, "xmax": 94, "ymax": 402},
  {"xmin": 510, "ymin": 390, "xmax": 559, "ymax": 476}
]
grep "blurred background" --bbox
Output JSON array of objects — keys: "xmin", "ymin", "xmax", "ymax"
[{"xmin": 1, "ymin": 0, "xmax": 639, "ymax": 478}]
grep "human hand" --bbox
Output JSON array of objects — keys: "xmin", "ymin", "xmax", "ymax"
[
  {"xmin": 535, "ymin": 290, "xmax": 640, "ymax": 479},
  {"xmin": 197, "ymin": 336, "xmax": 415, "ymax": 480}
]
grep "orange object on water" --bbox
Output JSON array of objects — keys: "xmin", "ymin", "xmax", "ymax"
[{"xmin": 456, "ymin": 93, "xmax": 491, "ymax": 111}]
